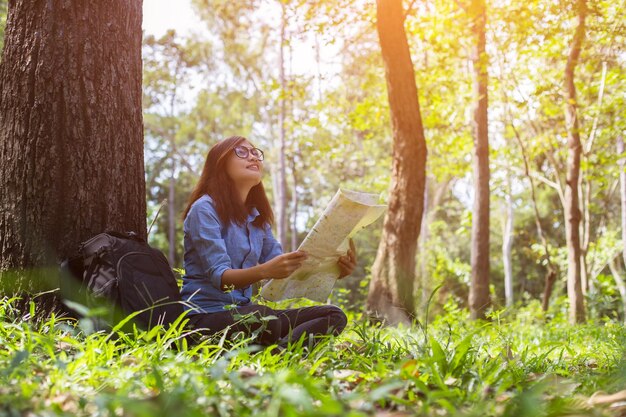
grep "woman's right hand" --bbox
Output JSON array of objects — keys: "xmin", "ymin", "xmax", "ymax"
[{"xmin": 261, "ymin": 251, "xmax": 307, "ymax": 279}]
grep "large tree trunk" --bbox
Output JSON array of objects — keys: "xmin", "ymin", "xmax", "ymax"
[
  {"xmin": 469, "ymin": 0, "xmax": 491, "ymax": 320},
  {"xmin": 0, "ymin": 1, "xmax": 146, "ymax": 297},
  {"xmin": 563, "ymin": 0, "xmax": 587, "ymax": 324},
  {"xmin": 366, "ymin": 0, "xmax": 427, "ymax": 325}
]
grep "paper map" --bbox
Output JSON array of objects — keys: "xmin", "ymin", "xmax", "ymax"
[{"xmin": 260, "ymin": 189, "xmax": 387, "ymax": 302}]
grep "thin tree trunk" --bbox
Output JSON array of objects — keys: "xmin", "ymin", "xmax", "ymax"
[
  {"xmin": 617, "ymin": 135, "xmax": 626, "ymax": 272},
  {"xmin": 581, "ymin": 62, "xmax": 607, "ymax": 296},
  {"xmin": 276, "ymin": 2, "xmax": 288, "ymax": 249},
  {"xmin": 503, "ymin": 174, "xmax": 514, "ymax": 307},
  {"xmin": 0, "ymin": 0, "xmax": 6, "ymax": 55},
  {"xmin": 607, "ymin": 259, "xmax": 626, "ymax": 324},
  {"xmin": 418, "ymin": 178, "xmax": 450, "ymax": 312},
  {"xmin": 366, "ymin": 0, "xmax": 427, "ymax": 325},
  {"xmin": 290, "ymin": 154, "xmax": 299, "ymax": 252},
  {"xmin": 580, "ymin": 179, "xmax": 590, "ymax": 294},
  {"xmin": 469, "ymin": 0, "xmax": 491, "ymax": 319},
  {"xmin": 418, "ymin": 177, "xmax": 430, "ymax": 312},
  {"xmin": 166, "ymin": 58, "xmax": 181, "ymax": 267},
  {"xmin": 288, "ymin": 35, "xmax": 297, "ymax": 253},
  {"xmin": 563, "ymin": 0, "xmax": 587, "ymax": 324},
  {"xmin": 0, "ymin": 1, "xmax": 145, "ymax": 299},
  {"xmin": 504, "ymin": 67, "xmax": 558, "ymax": 312},
  {"xmin": 168, "ymin": 155, "xmax": 176, "ymax": 265}
]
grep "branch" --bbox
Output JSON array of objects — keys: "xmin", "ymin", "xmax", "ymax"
[
  {"xmin": 591, "ymin": 248, "xmax": 623, "ymax": 281},
  {"xmin": 584, "ymin": 61, "xmax": 607, "ymax": 156},
  {"xmin": 453, "ymin": 0, "xmax": 469, "ymax": 12},
  {"xmin": 174, "ymin": 148, "xmax": 198, "ymax": 177},
  {"xmin": 545, "ymin": 149, "xmax": 566, "ymax": 208},
  {"xmin": 404, "ymin": 0, "xmax": 418, "ymax": 19}
]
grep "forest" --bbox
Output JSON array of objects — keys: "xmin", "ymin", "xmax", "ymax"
[{"xmin": 0, "ymin": 0, "xmax": 625, "ymax": 416}]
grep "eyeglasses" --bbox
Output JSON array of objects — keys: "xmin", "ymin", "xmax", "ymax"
[{"xmin": 234, "ymin": 145, "xmax": 264, "ymax": 161}]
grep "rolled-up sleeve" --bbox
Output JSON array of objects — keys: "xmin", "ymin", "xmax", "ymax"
[
  {"xmin": 187, "ymin": 202, "xmax": 232, "ymax": 290},
  {"xmin": 259, "ymin": 224, "xmax": 283, "ymax": 264}
]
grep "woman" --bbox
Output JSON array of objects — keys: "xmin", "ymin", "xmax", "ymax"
[{"xmin": 181, "ymin": 136, "xmax": 356, "ymax": 347}]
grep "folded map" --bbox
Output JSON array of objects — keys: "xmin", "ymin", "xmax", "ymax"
[{"xmin": 260, "ymin": 189, "xmax": 387, "ymax": 302}]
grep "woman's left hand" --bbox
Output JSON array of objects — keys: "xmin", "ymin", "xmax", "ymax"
[{"xmin": 337, "ymin": 238, "xmax": 357, "ymax": 279}]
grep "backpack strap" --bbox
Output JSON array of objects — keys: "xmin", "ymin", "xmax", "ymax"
[
  {"xmin": 105, "ymin": 230, "xmax": 145, "ymax": 243},
  {"xmin": 82, "ymin": 254, "xmax": 100, "ymax": 293}
]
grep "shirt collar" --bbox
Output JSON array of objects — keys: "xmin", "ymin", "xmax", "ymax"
[{"xmin": 248, "ymin": 207, "xmax": 260, "ymax": 222}]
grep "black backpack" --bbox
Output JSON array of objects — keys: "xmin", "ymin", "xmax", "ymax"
[{"xmin": 61, "ymin": 231, "xmax": 186, "ymax": 331}]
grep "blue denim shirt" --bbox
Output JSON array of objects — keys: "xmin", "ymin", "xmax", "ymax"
[{"xmin": 180, "ymin": 195, "xmax": 283, "ymax": 313}]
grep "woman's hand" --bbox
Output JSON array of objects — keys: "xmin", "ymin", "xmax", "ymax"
[
  {"xmin": 260, "ymin": 251, "xmax": 308, "ymax": 279},
  {"xmin": 337, "ymin": 239, "xmax": 357, "ymax": 279}
]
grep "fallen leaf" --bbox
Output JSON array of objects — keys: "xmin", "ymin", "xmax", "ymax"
[
  {"xmin": 333, "ymin": 369, "xmax": 363, "ymax": 381},
  {"xmin": 374, "ymin": 412, "xmax": 413, "ymax": 417},
  {"xmin": 400, "ymin": 359, "xmax": 420, "ymax": 379},
  {"xmin": 238, "ymin": 366, "xmax": 257, "ymax": 378},
  {"xmin": 444, "ymin": 377, "xmax": 458, "ymax": 386},
  {"xmin": 588, "ymin": 390, "xmax": 626, "ymax": 406}
]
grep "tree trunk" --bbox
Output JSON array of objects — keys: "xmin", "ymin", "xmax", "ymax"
[
  {"xmin": 503, "ymin": 174, "xmax": 514, "ymax": 307},
  {"xmin": 168, "ymin": 155, "xmax": 176, "ymax": 265},
  {"xmin": 505, "ymin": 77, "xmax": 558, "ymax": 312},
  {"xmin": 276, "ymin": 2, "xmax": 288, "ymax": 249},
  {"xmin": 418, "ymin": 177, "xmax": 430, "ymax": 312},
  {"xmin": 0, "ymin": 1, "xmax": 146, "ymax": 297},
  {"xmin": 469, "ymin": 0, "xmax": 491, "ymax": 320},
  {"xmin": 581, "ymin": 62, "xmax": 607, "ymax": 297},
  {"xmin": 290, "ymin": 156, "xmax": 299, "ymax": 252},
  {"xmin": 417, "ymin": 178, "xmax": 450, "ymax": 312},
  {"xmin": 563, "ymin": 0, "xmax": 587, "ymax": 324},
  {"xmin": 541, "ymin": 269, "xmax": 558, "ymax": 312},
  {"xmin": 608, "ymin": 259, "xmax": 626, "ymax": 324},
  {"xmin": 579, "ymin": 177, "xmax": 590, "ymax": 295},
  {"xmin": 366, "ymin": 0, "xmax": 427, "ymax": 325},
  {"xmin": 0, "ymin": 0, "xmax": 6, "ymax": 55}
]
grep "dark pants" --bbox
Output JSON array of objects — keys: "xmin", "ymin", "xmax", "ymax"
[{"xmin": 188, "ymin": 304, "xmax": 347, "ymax": 346}]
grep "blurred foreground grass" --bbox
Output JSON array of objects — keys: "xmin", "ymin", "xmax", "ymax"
[{"xmin": 1, "ymin": 296, "xmax": 625, "ymax": 417}]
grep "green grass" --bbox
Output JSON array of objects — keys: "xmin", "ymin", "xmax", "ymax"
[{"xmin": 1, "ymin": 296, "xmax": 625, "ymax": 417}]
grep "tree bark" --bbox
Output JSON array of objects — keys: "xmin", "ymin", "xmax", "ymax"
[
  {"xmin": 366, "ymin": 0, "xmax": 427, "ymax": 325},
  {"xmin": 469, "ymin": 0, "xmax": 491, "ymax": 320},
  {"xmin": 563, "ymin": 0, "xmax": 587, "ymax": 324},
  {"xmin": 0, "ymin": 1, "xmax": 146, "ymax": 296}
]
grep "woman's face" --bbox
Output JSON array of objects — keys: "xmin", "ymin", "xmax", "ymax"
[{"xmin": 225, "ymin": 140, "xmax": 264, "ymax": 187}]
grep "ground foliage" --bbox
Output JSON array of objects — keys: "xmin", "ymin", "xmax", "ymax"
[{"xmin": 1, "ymin": 296, "xmax": 625, "ymax": 417}]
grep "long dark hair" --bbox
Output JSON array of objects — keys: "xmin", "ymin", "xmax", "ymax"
[{"xmin": 182, "ymin": 136, "xmax": 274, "ymax": 228}]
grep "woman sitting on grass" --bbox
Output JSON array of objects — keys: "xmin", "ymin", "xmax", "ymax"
[{"xmin": 180, "ymin": 135, "xmax": 356, "ymax": 347}]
